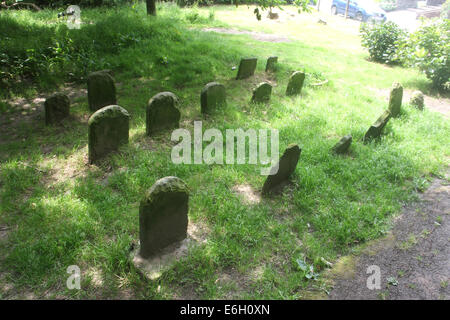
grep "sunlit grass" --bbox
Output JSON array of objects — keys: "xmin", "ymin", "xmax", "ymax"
[{"xmin": 0, "ymin": 3, "xmax": 448, "ymax": 299}]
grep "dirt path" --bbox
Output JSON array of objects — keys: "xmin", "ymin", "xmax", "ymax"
[{"xmin": 328, "ymin": 170, "xmax": 450, "ymax": 300}]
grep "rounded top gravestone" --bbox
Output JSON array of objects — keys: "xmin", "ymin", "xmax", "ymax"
[
  {"xmin": 201, "ymin": 82, "xmax": 226, "ymax": 114},
  {"xmin": 388, "ymin": 82, "xmax": 403, "ymax": 117},
  {"xmin": 87, "ymin": 70, "xmax": 117, "ymax": 112},
  {"xmin": 251, "ymin": 82, "xmax": 272, "ymax": 103},
  {"xmin": 286, "ymin": 71, "xmax": 305, "ymax": 96},
  {"xmin": 146, "ymin": 91, "xmax": 180, "ymax": 135},
  {"xmin": 88, "ymin": 105, "xmax": 130, "ymax": 164},
  {"xmin": 139, "ymin": 176, "xmax": 189, "ymax": 259}
]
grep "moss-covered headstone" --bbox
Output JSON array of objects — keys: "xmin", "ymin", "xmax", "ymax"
[
  {"xmin": 139, "ymin": 176, "xmax": 189, "ymax": 259},
  {"xmin": 146, "ymin": 92, "xmax": 180, "ymax": 135},
  {"xmin": 44, "ymin": 93, "xmax": 70, "ymax": 125},
  {"xmin": 87, "ymin": 70, "xmax": 117, "ymax": 112},
  {"xmin": 410, "ymin": 91, "xmax": 424, "ymax": 110},
  {"xmin": 265, "ymin": 56, "xmax": 278, "ymax": 72},
  {"xmin": 388, "ymin": 82, "xmax": 403, "ymax": 117},
  {"xmin": 286, "ymin": 71, "xmax": 305, "ymax": 96},
  {"xmin": 331, "ymin": 135, "xmax": 352, "ymax": 154},
  {"xmin": 363, "ymin": 110, "xmax": 391, "ymax": 143},
  {"xmin": 236, "ymin": 58, "xmax": 257, "ymax": 80},
  {"xmin": 88, "ymin": 105, "xmax": 129, "ymax": 164},
  {"xmin": 201, "ymin": 82, "xmax": 226, "ymax": 114},
  {"xmin": 251, "ymin": 82, "xmax": 272, "ymax": 103},
  {"xmin": 262, "ymin": 144, "xmax": 301, "ymax": 195}
]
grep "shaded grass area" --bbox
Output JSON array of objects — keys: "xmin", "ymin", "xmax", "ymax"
[{"xmin": 0, "ymin": 4, "xmax": 449, "ymax": 299}]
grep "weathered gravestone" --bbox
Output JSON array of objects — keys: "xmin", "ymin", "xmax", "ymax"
[
  {"xmin": 363, "ymin": 110, "xmax": 391, "ymax": 143},
  {"xmin": 201, "ymin": 82, "xmax": 226, "ymax": 114},
  {"xmin": 139, "ymin": 176, "xmax": 189, "ymax": 259},
  {"xmin": 87, "ymin": 70, "xmax": 117, "ymax": 112},
  {"xmin": 262, "ymin": 144, "xmax": 301, "ymax": 195},
  {"xmin": 146, "ymin": 92, "xmax": 180, "ymax": 135},
  {"xmin": 410, "ymin": 91, "xmax": 424, "ymax": 110},
  {"xmin": 88, "ymin": 105, "xmax": 129, "ymax": 164},
  {"xmin": 388, "ymin": 82, "xmax": 403, "ymax": 117},
  {"xmin": 286, "ymin": 71, "xmax": 306, "ymax": 96},
  {"xmin": 251, "ymin": 82, "xmax": 272, "ymax": 103},
  {"xmin": 236, "ymin": 58, "xmax": 257, "ymax": 80},
  {"xmin": 332, "ymin": 135, "xmax": 352, "ymax": 154},
  {"xmin": 44, "ymin": 93, "xmax": 70, "ymax": 125},
  {"xmin": 265, "ymin": 56, "xmax": 278, "ymax": 72}
]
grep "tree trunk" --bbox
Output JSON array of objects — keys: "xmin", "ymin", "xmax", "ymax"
[{"xmin": 146, "ymin": 0, "xmax": 156, "ymax": 16}]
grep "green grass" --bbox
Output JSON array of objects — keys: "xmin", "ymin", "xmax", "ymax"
[{"xmin": 0, "ymin": 3, "xmax": 449, "ymax": 299}]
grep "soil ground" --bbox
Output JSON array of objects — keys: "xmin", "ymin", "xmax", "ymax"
[{"xmin": 328, "ymin": 169, "xmax": 450, "ymax": 300}]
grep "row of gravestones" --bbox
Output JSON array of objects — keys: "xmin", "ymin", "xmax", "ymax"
[
  {"xmin": 43, "ymin": 59, "xmax": 425, "ymax": 261},
  {"xmin": 138, "ymin": 81, "xmax": 426, "ymax": 260},
  {"xmin": 45, "ymin": 58, "xmax": 308, "ymax": 164}
]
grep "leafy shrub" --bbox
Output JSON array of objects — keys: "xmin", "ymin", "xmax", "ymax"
[
  {"xmin": 442, "ymin": 0, "xmax": 450, "ymax": 19},
  {"xmin": 397, "ymin": 19, "xmax": 450, "ymax": 91},
  {"xmin": 2, "ymin": 0, "xmax": 133, "ymax": 8},
  {"xmin": 378, "ymin": 0, "xmax": 397, "ymax": 11},
  {"xmin": 360, "ymin": 21, "xmax": 406, "ymax": 64}
]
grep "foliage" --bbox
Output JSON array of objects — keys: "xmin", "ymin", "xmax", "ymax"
[
  {"xmin": 0, "ymin": 4, "xmax": 448, "ymax": 299},
  {"xmin": 397, "ymin": 19, "xmax": 450, "ymax": 91},
  {"xmin": 378, "ymin": 0, "xmax": 397, "ymax": 12},
  {"xmin": 360, "ymin": 21, "xmax": 406, "ymax": 64},
  {"xmin": 253, "ymin": 0, "xmax": 312, "ymax": 20},
  {"xmin": 2, "ymin": 0, "xmax": 133, "ymax": 8},
  {"xmin": 441, "ymin": 0, "xmax": 450, "ymax": 19}
]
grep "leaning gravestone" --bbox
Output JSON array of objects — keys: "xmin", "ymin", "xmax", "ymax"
[
  {"xmin": 286, "ymin": 71, "xmax": 306, "ymax": 96},
  {"xmin": 262, "ymin": 144, "xmax": 301, "ymax": 195},
  {"xmin": 265, "ymin": 56, "xmax": 278, "ymax": 72},
  {"xmin": 251, "ymin": 82, "xmax": 272, "ymax": 103},
  {"xmin": 410, "ymin": 91, "xmax": 424, "ymax": 110},
  {"xmin": 332, "ymin": 135, "xmax": 352, "ymax": 154},
  {"xmin": 201, "ymin": 82, "xmax": 226, "ymax": 114},
  {"xmin": 363, "ymin": 110, "xmax": 391, "ymax": 143},
  {"xmin": 139, "ymin": 176, "xmax": 189, "ymax": 259},
  {"xmin": 388, "ymin": 82, "xmax": 403, "ymax": 117},
  {"xmin": 236, "ymin": 58, "xmax": 257, "ymax": 80},
  {"xmin": 87, "ymin": 70, "xmax": 117, "ymax": 112},
  {"xmin": 45, "ymin": 93, "xmax": 70, "ymax": 125},
  {"xmin": 146, "ymin": 92, "xmax": 180, "ymax": 135},
  {"xmin": 88, "ymin": 105, "xmax": 129, "ymax": 164}
]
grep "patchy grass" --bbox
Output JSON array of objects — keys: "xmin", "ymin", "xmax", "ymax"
[{"xmin": 0, "ymin": 4, "xmax": 449, "ymax": 299}]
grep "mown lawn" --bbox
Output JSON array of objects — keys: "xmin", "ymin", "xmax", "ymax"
[{"xmin": 0, "ymin": 3, "xmax": 448, "ymax": 299}]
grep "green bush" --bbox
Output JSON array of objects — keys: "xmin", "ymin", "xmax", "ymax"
[
  {"xmin": 360, "ymin": 21, "xmax": 406, "ymax": 64},
  {"xmin": 2, "ymin": 0, "xmax": 133, "ymax": 8},
  {"xmin": 397, "ymin": 19, "xmax": 450, "ymax": 91}
]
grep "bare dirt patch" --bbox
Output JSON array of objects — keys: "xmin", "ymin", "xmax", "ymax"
[
  {"xmin": 232, "ymin": 184, "xmax": 261, "ymax": 205},
  {"xmin": 328, "ymin": 169, "xmax": 450, "ymax": 300},
  {"xmin": 369, "ymin": 87, "xmax": 450, "ymax": 118},
  {"xmin": 0, "ymin": 85, "xmax": 87, "ymax": 145},
  {"xmin": 201, "ymin": 27, "xmax": 292, "ymax": 43}
]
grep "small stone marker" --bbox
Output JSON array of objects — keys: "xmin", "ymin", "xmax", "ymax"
[
  {"xmin": 201, "ymin": 82, "xmax": 226, "ymax": 114},
  {"xmin": 262, "ymin": 144, "xmax": 301, "ymax": 195},
  {"xmin": 388, "ymin": 82, "xmax": 403, "ymax": 117},
  {"xmin": 286, "ymin": 71, "xmax": 306, "ymax": 96},
  {"xmin": 87, "ymin": 70, "xmax": 117, "ymax": 112},
  {"xmin": 236, "ymin": 58, "xmax": 257, "ymax": 80},
  {"xmin": 139, "ymin": 176, "xmax": 189, "ymax": 259},
  {"xmin": 88, "ymin": 105, "xmax": 129, "ymax": 164},
  {"xmin": 146, "ymin": 92, "xmax": 180, "ymax": 135},
  {"xmin": 265, "ymin": 56, "xmax": 278, "ymax": 72},
  {"xmin": 410, "ymin": 91, "xmax": 424, "ymax": 110},
  {"xmin": 363, "ymin": 110, "xmax": 391, "ymax": 143},
  {"xmin": 44, "ymin": 93, "xmax": 70, "ymax": 125},
  {"xmin": 251, "ymin": 82, "xmax": 272, "ymax": 103},
  {"xmin": 332, "ymin": 135, "xmax": 352, "ymax": 154}
]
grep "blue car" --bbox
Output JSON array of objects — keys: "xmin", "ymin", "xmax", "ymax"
[{"xmin": 331, "ymin": 0, "xmax": 387, "ymax": 22}]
